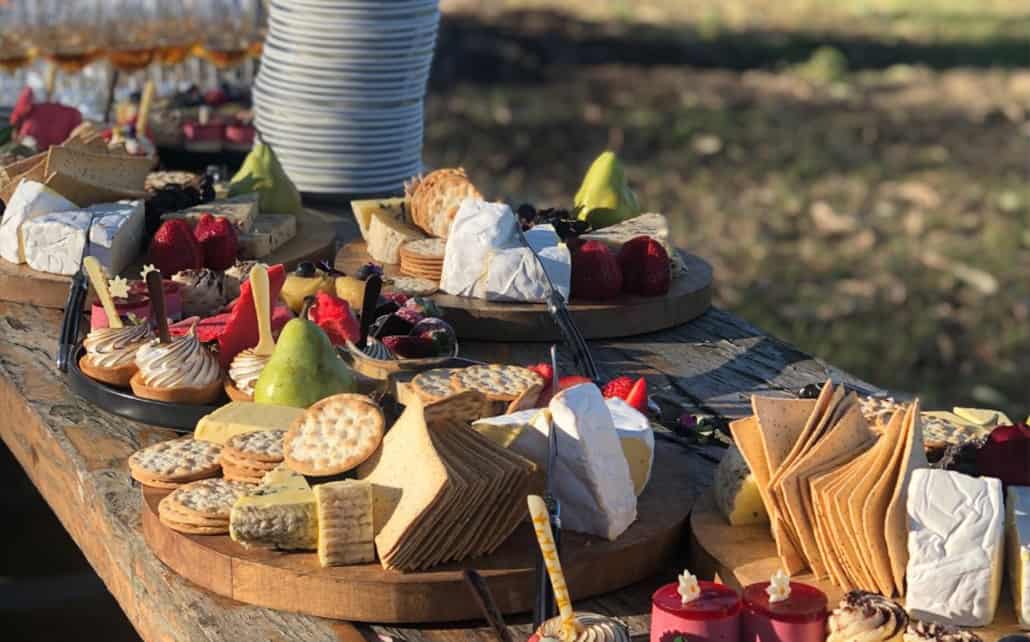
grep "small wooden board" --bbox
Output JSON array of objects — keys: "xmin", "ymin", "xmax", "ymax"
[
  {"xmin": 0, "ymin": 209, "xmax": 337, "ymax": 309},
  {"xmin": 141, "ymin": 442, "xmax": 693, "ymax": 624},
  {"xmin": 336, "ymin": 240, "xmax": 713, "ymax": 341},
  {"xmin": 689, "ymin": 491, "xmax": 1022, "ymax": 642}
]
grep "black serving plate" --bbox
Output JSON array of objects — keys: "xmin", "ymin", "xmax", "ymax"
[{"xmin": 67, "ymin": 346, "xmax": 224, "ymax": 431}]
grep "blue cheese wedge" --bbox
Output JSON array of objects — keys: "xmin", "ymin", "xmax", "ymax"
[
  {"xmin": 906, "ymin": 468, "xmax": 1004, "ymax": 627},
  {"xmin": 0, "ymin": 180, "xmax": 77, "ymax": 264},
  {"xmin": 229, "ymin": 466, "xmax": 317, "ymax": 550},
  {"xmin": 22, "ymin": 200, "xmax": 144, "ymax": 276},
  {"xmin": 237, "ymin": 214, "xmax": 297, "ymax": 259},
  {"xmin": 1007, "ymin": 485, "xmax": 1030, "ymax": 629},
  {"xmin": 161, "ymin": 193, "xmax": 259, "ymax": 232},
  {"xmin": 351, "ymin": 197, "xmax": 408, "ymax": 241},
  {"xmin": 714, "ymin": 444, "xmax": 769, "ymax": 526}
]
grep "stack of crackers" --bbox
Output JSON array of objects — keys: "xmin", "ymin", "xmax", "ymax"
[
  {"xmin": 220, "ymin": 430, "xmax": 285, "ymax": 483},
  {"xmin": 129, "ymin": 437, "xmax": 224, "ymax": 489},
  {"xmin": 729, "ymin": 380, "xmax": 926, "ymax": 597},
  {"xmin": 158, "ymin": 478, "xmax": 252, "ymax": 535},
  {"xmin": 398, "ymin": 238, "xmax": 445, "ymax": 283},
  {"xmin": 410, "ymin": 364, "xmax": 544, "ymax": 416},
  {"xmin": 404, "ymin": 167, "xmax": 482, "ymax": 239},
  {"xmin": 357, "ymin": 390, "xmax": 536, "ymax": 571}
]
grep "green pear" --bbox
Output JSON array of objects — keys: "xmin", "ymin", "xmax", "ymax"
[
  {"xmin": 253, "ymin": 316, "xmax": 355, "ymax": 408},
  {"xmin": 574, "ymin": 150, "xmax": 641, "ymax": 229},
  {"xmin": 229, "ymin": 141, "xmax": 303, "ymax": 214}
]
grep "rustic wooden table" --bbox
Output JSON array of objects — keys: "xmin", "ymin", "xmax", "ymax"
[{"xmin": 0, "ymin": 216, "xmax": 880, "ymax": 641}]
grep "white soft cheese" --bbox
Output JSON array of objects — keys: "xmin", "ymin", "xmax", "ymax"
[
  {"xmin": 1007, "ymin": 485, "xmax": 1030, "ymax": 629},
  {"xmin": 21, "ymin": 200, "xmax": 144, "ymax": 276},
  {"xmin": 0, "ymin": 180, "xmax": 77, "ymax": 264}
]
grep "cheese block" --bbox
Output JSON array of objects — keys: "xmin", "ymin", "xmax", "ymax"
[
  {"xmin": 0, "ymin": 180, "xmax": 76, "ymax": 264},
  {"xmin": 547, "ymin": 383, "xmax": 637, "ymax": 540},
  {"xmin": 351, "ymin": 197, "xmax": 408, "ymax": 241},
  {"xmin": 314, "ymin": 480, "xmax": 375, "ymax": 567},
  {"xmin": 195, "ymin": 402, "xmax": 306, "ymax": 444},
  {"xmin": 906, "ymin": 468, "xmax": 1004, "ymax": 626},
  {"xmin": 21, "ymin": 200, "xmax": 144, "ymax": 276},
  {"xmin": 237, "ymin": 214, "xmax": 297, "ymax": 259},
  {"xmin": 579, "ymin": 212, "xmax": 683, "ymax": 273},
  {"xmin": 161, "ymin": 193, "xmax": 259, "ymax": 232},
  {"xmin": 473, "ymin": 397, "xmax": 654, "ymax": 496},
  {"xmin": 714, "ymin": 444, "xmax": 769, "ymax": 526},
  {"xmin": 229, "ymin": 466, "xmax": 317, "ymax": 550},
  {"xmin": 366, "ymin": 209, "xmax": 426, "ymax": 264},
  {"xmin": 1007, "ymin": 485, "xmax": 1030, "ymax": 629}
]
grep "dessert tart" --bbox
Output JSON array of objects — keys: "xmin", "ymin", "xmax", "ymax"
[
  {"xmin": 79, "ymin": 322, "xmax": 153, "ymax": 387},
  {"xmin": 224, "ymin": 264, "xmax": 275, "ymax": 402},
  {"xmin": 826, "ymin": 591, "xmax": 907, "ymax": 642},
  {"xmin": 529, "ymin": 613, "xmax": 630, "ymax": 642},
  {"xmin": 130, "ymin": 270, "xmax": 223, "ymax": 404}
]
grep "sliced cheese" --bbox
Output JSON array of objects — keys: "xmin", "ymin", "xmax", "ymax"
[
  {"xmin": 195, "ymin": 401, "xmax": 306, "ymax": 444},
  {"xmin": 230, "ymin": 466, "xmax": 317, "ymax": 550},
  {"xmin": 366, "ymin": 209, "xmax": 426, "ymax": 264},
  {"xmin": 314, "ymin": 480, "xmax": 375, "ymax": 567},
  {"xmin": 1007, "ymin": 485, "xmax": 1030, "ymax": 629},
  {"xmin": 0, "ymin": 180, "xmax": 76, "ymax": 264},
  {"xmin": 351, "ymin": 197, "xmax": 408, "ymax": 241},
  {"xmin": 714, "ymin": 444, "xmax": 769, "ymax": 526}
]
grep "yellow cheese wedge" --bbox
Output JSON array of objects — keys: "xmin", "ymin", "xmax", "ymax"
[
  {"xmin": 714, "ymin": 444, "xmax": 770, "ymax": 526},
  {"xmin": 351, "ymin": 197, "xmax": 409, "ymax": 241},
  {"xmin": 195, "ymin": 401, "xmax": 305, "ymax": 444}
]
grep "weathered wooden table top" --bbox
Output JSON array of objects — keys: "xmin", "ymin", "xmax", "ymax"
[{"xmin": 0, "ymin": 219, "xmax": 879, "ymax": 641}]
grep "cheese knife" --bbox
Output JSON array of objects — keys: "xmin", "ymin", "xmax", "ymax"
[
  {"xmin": 514, "ymin": 226, "xmax": 599, "ymax": 381},
  {"xmin": 57, "ymin": 213, "xmax": 98, "ymax": 372},
  {"xmin": 533, "ymin": 345, "xmax": 563, "ymax": 628}
]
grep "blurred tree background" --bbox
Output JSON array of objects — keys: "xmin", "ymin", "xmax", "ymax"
[{"xmin": 426, "ymin": 0, "xmax": 1030, "ymax": 417}]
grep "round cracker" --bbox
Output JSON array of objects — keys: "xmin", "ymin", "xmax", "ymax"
[
  {"xmin": 223, "ymin": 470, "xmax": 265, "ymax": 484},
  {"xmin": 159, "ymin": 516, "xmax": 229, "ymax": 535},
  {"xmin": 400, "ymin": 238, "xmax": 446, "ymax": 260},
  {"xmin": 129, "ymin": 437, "xmax": 222, "ymax": 483},
  {"xmin": 162, "ymin": 478, "xmax": 253, "ymax": 520},
  {"xmin": 220, "ymin": 450, "xmax": 280, "ymax": 472},
  {"xmin": 284, "ymin": 393, "xmax": 385, "ymax": 477},
  {"xmin": 412, "ymin": 368, "xmax": 463, "ymax": 402},
  {"xmin": 132, "ymin": 474, "xmax": 187, "ymax": 490},
  {"xmin": 388, "ymin": 276, "xmax": 438, "ymax": 296},
  {"xmin": 224, "ymin": 430, "xmax": 286, "ymax": 463},
  {"xmin": 451, "ymin": 364, "xmax": 544, "ymax": 401},
  {"xmin": 159, "ymin": 495, "xmax": 230, "ymax": 527}
]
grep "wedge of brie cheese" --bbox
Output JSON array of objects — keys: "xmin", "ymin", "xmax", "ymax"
[
  {"xmin": 0, "ymin": 180, "xmax": 77, "ymax": 264},
  {"xmin": 906, "ymin": 468, "xmax": 1004, "ymax": 627},
  {"xmin": 1007, "ymin": 485, "xmax": 1030, "ymax": 629},
  {"xmin": 22, "ymin": 200, "xmax": 144, "ymax": 276}
]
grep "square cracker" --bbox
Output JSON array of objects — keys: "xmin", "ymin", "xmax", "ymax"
[
  {"xmin": 860, "ymin": 406, "xmax": 910, "ymax": 596},
  {"xmin": 884, "ymin": 400, "xmax": 926, "ymax": 592}
]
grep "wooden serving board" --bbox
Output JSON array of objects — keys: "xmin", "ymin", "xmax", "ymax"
[
  {"xmin": 689, "ymin": 491, "xmax": 1022, "ymax": 642},
  {"xmin": 0, "ymin": 209, "xmax": 337, "ymax": 310},
  {"xmin": 336, "ymin": 240, "xmax": 713, "ymax": 341},
  {"xmin": 142, "ymin": 441, "xmax": 693, "ymax": 624}
]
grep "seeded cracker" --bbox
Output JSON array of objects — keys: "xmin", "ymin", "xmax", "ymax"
[
  {"xmin": 451, "ymin": 364, "xmax": 544, "ymax": 401},
  {"xmin": 164, "ymin": 478, "xmax": 254, "ymax": 520},
  {"xmin": 224, "ymin": 429, "xmax": 286, "ymax": 463},
  {"xmin": 389, "ymin": 276, "xmax": 438, "ymax": 296},
  {"xmin": 129, "ymin": 437, "xmax": 222, "ymax": 485},
  {"xmin": 412, "ymin": 367, "xmax": 463, "ymax": 402},
  {"xmin": 284, "ymin": 394, "xmax": 385, "ymax": 476}
]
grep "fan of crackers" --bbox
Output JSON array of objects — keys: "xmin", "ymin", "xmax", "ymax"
[
  {"xmin": 408, "ymin": 364, "xmax": 546, "ymax": 416},
  {"xmin": 729, "ymin": 380, "xmax": 926, "ymax": 598},
  {"xmin": 404, "ymin": 167, "xmax": 481, "ymax": 239}
]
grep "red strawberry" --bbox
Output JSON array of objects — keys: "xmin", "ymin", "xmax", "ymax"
[
  {"xmin": 527, "ymin": 362, "xmax": 555, "ymax": 406},
  {"xmin": 307, "ymin": 291, "xmax": 360, "ymax": 347},
  {"xmin": 383, "ymin": 335, "xmax": 437, "ymax": 359},
  {"xmin": 602, "ymin": 375, "xmax": 649, "ymax": 413},
  {"xmin": 617, "ymin": 236, "xmax": 671, "ymax": 296},
  {"xmin": 558, "ymin": 375, "xmax": 592, "ymax": 390},
  {"xmin": 571, "ymin": 240, "xmax": 622, "ymax": 300},
  {"xmin": 193, "ymin": 213, "xmax": 239, "ymax": 271},
  {"xmin": 148, "ymin": 219, "xmax": 203, "ymax": 275}
]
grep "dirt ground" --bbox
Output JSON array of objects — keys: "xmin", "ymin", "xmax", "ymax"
[{"xmin": 425, "ymin": 3, "xmax": 1030, "ymax": 417}]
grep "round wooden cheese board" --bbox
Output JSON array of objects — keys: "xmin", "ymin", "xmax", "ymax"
[
  {"xmin": 0, "ymin": 209, "xmax": 337, "ymax": 310},
  {"xmin": 141, "ymin": 441, "xmax": 694, "ymax": 624},
  {"xmin": 335, "ymin": 240, "xmax": 713, "ymax": 341},
  {"xmin": 689, "ymin": 491, "xmax": 1022, "ymax": 641}
]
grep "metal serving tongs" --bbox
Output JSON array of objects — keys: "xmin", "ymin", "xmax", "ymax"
[
  {"xmin": 533, "ymin": 345, "xmax": 563, "ymax": 629},
  {"xmin": 514, "ymin": 227, "xmax": 599, "ymax": 381},
  {"xmin": 57, "ymin": 213, "xmax": 98, "ymax": 372}
]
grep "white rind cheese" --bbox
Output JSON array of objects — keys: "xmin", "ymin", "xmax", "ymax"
[
  {"xmin": 0, "ymin": 180, "xmax": 77, "ymax": 264},
  {"xmin": 548, "ymin": 383, "xmax": 637, "ymax": 540},
  {"xmin": 606, "ymin": 397, "xmax": 655, "ymax": 496},
  {"xmin": 482, "ymin": 224, "xmax": 571, "ymax": 302},
  {"xmin": 906, "ymin": 468, "xmax": 1004, "ymax": 627},
  {"xmin": 237, "ymin": 214, "xmax": 297, "ymax": 259},
  {"xmin": 366, "ymin": 209, "xmax": 426, "ymax": 264},
  {"xmin": 714, "ymin": 444, "xmax": 769, "ymax": 526},
  {"xmin": 1007, "ymin": 485, "xmax": 1030, "ymax": 629},
  {"xmin": 22, "ymin": 200, "xmax": 144, "ymax": 276}
]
